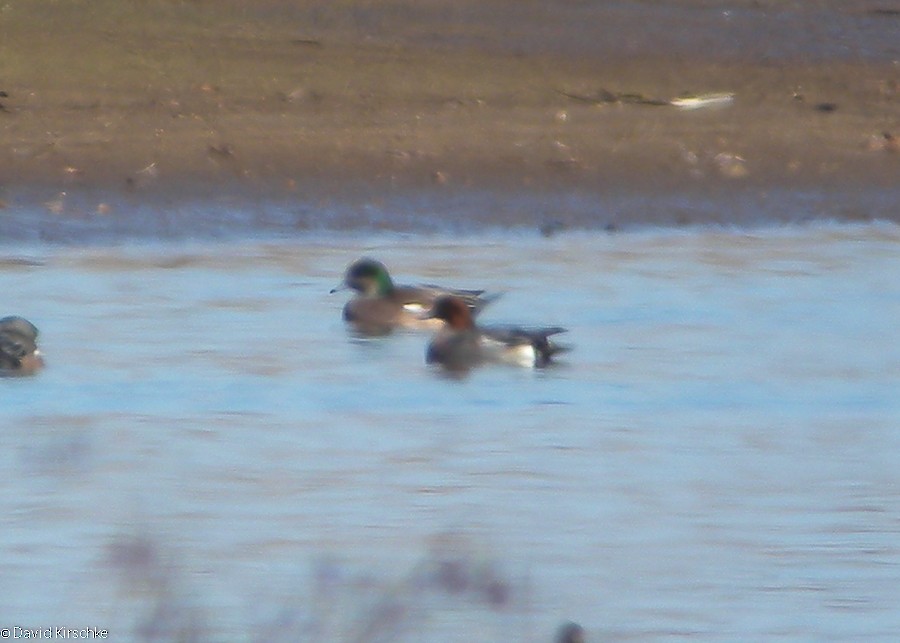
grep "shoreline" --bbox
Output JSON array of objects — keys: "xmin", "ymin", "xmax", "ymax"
[
  {"xmin": 1, "ymin": 1, "xmax": 898, "ymax": 232},
  {"xmin": 2, "ymin": 183, "xmax": 898, "ymax": 245}
]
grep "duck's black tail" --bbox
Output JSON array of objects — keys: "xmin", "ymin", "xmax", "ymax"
[{"xmin": 532, "ymin": 327, "xmax": 569, "ymax": 367}]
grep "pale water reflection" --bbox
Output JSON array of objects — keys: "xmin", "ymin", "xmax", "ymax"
[{"xmin": 2, "ymin": 223, "xmax": 899, "ymax": 641}]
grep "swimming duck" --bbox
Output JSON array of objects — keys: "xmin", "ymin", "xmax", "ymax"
[
  {"xmin": 424, "ymin": 295, "xmax": 568, "ymax": 372},
  {"xmin": 331, "ymin": 258, "xmax": 496, "ymax": 335},
  {"xmin": 0, "ymin": 316, "xmax": 44, "ymax": 375}
]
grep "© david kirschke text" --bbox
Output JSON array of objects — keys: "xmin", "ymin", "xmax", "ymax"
[{"xmin": 1, "ymin": 627, "xmax": 109, "ymax": 639}]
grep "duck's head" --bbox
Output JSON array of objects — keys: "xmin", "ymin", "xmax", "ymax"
[
  {"xmin": 0, "ymin": 316, "xmax": 44, "ymax": 374},
  {"xmin": 423, "ymin": 295, "xmax": 475, "ymax": 330},
  {"xmin": 331, "ymin": 258, "xmax": 394, "ymax": 296},
  {"xmin": 0, "ymin": 316, "xmax": 39, "ymax": 341}
]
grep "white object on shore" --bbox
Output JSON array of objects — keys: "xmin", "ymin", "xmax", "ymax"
[{"xmin": 670, "ymin": 92, "xmax": 735, "ymax": 110}]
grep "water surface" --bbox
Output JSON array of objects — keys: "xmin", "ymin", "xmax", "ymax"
[{"xmin": 2, "ymin": 221, "xmax": 899, "ymax": 641}]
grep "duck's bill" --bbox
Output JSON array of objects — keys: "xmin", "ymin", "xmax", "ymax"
[{"xmin": 329, "ymin": 283, "xmax": 348, "ymax": 294}]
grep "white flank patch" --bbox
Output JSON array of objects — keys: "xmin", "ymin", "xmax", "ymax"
[
  {"xmin": 482, "ymin": 337, "xmax": 536, "ymax": 367},
  {"xmin": 502, "ymin": 344, "xmax": 537, "ymax": 367}
]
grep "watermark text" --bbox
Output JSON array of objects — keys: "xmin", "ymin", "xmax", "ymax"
[{"xmin": 0, "ymin": 628, "xmax": 109, "ymax": 639}]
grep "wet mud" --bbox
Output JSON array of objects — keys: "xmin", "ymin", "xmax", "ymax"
[{"xmin": 1, "ymin": 0, "xmax": 898, "ymax": 237}]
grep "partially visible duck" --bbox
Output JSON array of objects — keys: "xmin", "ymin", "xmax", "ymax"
[
  {"xmin": 0, "ymin": 316, "xmax": 44, "ymax": 375},
  {"xmin": 331, "ymin": 258, "xmax": 497, "ymax": 335},
  {"xmin": 424, "ymin": 295, "xmax": 569, "ymax": 372},
  {"xmin": 556, "ymin": 622, "xmax": 586, "ymax": 643}
]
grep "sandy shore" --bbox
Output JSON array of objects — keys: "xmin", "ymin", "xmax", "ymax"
[{"xmin": 1, "ymin": 0, "xmax": 898, "ymax": 229}]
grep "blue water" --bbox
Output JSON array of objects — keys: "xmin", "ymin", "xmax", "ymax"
[{"xmin": 2, "ymin": 221, "xmax": 899, "ymax": 641}]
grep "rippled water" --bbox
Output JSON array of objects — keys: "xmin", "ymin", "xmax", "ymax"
[{"xmin": 2, "ymin": 220, "xmax": 899, "ymax": 641}]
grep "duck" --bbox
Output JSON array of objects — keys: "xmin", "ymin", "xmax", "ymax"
[
  {"xmin": 0, "ymin": 316, "xmax": 44, "ymax": 375},
  {"xmin": 331, "ymin": 258, "xmax": 497, "ymax": 335},
  {"xmin": 556, "ymin": 622, "xmax": 585, "ymax": 643},
  {"xmin": 423, "ymin": 295, "xmax": 568, "ymax": 372}
]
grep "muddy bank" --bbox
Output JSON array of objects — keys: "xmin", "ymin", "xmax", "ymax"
[{"xmin": 0, "ymin": 0, "xmax": 898, "ymax": 232}]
